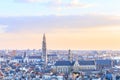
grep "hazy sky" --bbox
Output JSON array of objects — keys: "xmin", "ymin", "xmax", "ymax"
[{"xmin": 0, "ymin": 0, "xmax": 120, "ymax": 50}]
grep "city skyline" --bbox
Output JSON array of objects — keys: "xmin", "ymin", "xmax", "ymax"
[{"xmin": 0, "ymin": 0, "xmax": 120, "ymax": 50}]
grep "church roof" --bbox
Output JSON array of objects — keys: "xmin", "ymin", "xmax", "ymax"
[
  {"xmin": 28, "ymin": 56, "xmax": 41, "ymax": 59},
  {"xmin": 54, "ymin": 60, "xmax": 95, "ymax": 66},
  {"xmin": 47, "ymin": 54, "xmax": 57, "ymax": 57},
  {"xmin": 54, "ymin": 61, "xmax": 72, "ymax": 66},
  {"xmin": 78, "ymin": 60, "xmax": 95, "ymax": 65},
  {"xmin": 14, "ymin": 56, "xmax": 23, "ymax": 59},
  {"xmin": 72, "ymin": 60, "xmax": 95, "ymax": 66},
  {"xmin": 96, "ymin": 60, "xmax": 111, "ymax": 65}
]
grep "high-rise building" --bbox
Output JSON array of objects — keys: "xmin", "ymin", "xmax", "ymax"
[{"xmin": 42, "ymin": 34, "xmax": 47, "ymax": 66}]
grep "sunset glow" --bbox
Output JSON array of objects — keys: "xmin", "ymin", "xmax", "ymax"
[{"xmin": 0, "ymin": 0, "xmax": 120, "ymax": 50}]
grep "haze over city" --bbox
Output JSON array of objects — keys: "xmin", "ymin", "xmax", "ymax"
[{"xmin": 0, "ymin": 0, "xmax": 120, "ymax": 50}]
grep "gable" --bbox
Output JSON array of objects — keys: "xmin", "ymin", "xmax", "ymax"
[{"xmin": 73, "ymin": 61, "xmax": 79, "ymax": 66}]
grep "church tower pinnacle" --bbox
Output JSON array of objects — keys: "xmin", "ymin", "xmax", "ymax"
[
  {"xmin": 42, "ymin": 33, "xmax": 47, "ymax": 66},
  {"xmin": 68, "ymin": 49, "xmax": 73, "ymax": 62}
]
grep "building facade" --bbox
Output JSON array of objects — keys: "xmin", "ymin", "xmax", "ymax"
[
  {"xmin": 53, "ymin": 60, "xmax": 96, "ymax": 73},
  {"xmin": 73, "ymin": 60, "xmax": 96, "ymax": 71},
  {"xmin": 54, "ymin": 61, "xmax": 72, "ymax": 73}
]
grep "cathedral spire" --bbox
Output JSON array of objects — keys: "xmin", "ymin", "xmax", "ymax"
[
  {"xmin": 43, "ymin": 33, "xmax": 46, "ymax": 43},
  {"xmin": 68, "ymin": 49, "xmax": 73, "ymax": 62},
  {"xmin": 42, "ymin": 33, "xmax": 47, "ymax": 66}
]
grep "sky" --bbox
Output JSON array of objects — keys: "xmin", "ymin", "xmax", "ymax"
[{"xmin": 0, "ymin": 0, "xmax": 120, "ymax": 50}]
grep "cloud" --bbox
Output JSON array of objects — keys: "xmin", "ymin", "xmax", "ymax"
[
  {"xmin": 0, "ymin": 25, "xmax": 7, "ymax": 33},
  {"xmin": 45, "ymin": 0, "xmax": 95, "ymax": 15},
  {"xmin": 15, "ymin": 0, "xmax": 93, "ymax": 10},
  {"xmin": 0, "ymin": 15, "xmax": 120, "ymax": 33},
  {"xmin": 15, "ymin": 0, "xmax": 50, "ymax": 3},
  {"xmin": 46, "ymin": 0, "xmax": 94, "ymax": 10},
  {"xmin": 67, "ymin": 0, "xmax": 93, "ymax": 8}
]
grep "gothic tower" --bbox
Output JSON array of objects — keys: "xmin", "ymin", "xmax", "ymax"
[
  {"xmin": 68, "ymin": 49, "xmax": 73, "ymax": 62},
  {"xmin": 42, "ymin": 34, "xmax": 47, "ymax": 66}
]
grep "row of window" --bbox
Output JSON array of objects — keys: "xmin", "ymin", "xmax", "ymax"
[
  {"xmin": 56, "ymin": 66, "xmax": 96, "ymax": 72},
  {"xmin": 57, "ymin": 67, "xmax": 69, "ymax": 72}
]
